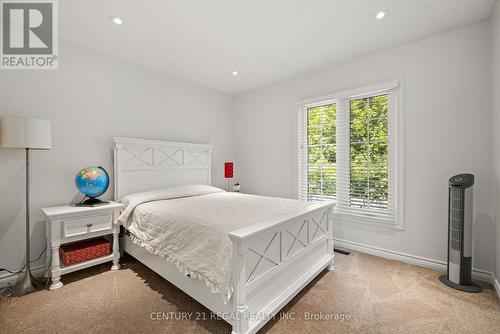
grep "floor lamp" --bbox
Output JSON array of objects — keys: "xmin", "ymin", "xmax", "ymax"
[{"xmin": 0, "ymin": 117, "xmax": 52, "ymax": 296}]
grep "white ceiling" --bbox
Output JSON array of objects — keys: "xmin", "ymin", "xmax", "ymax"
[{"xmin": 60, "ymin": 0, "xmax": 496, "ymax": 94}]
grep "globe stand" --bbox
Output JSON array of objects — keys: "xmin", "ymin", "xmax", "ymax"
[{"xmin": 75, "ymin": 196, "xmax": 109, "ymax": 207}]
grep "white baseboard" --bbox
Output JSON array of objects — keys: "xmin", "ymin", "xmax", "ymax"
[
  {"xmin": 334, "ymin": 238, "xmax": 494, "ymax": 284},
  {"xmin": 493, "ymin": 275, "xmax": 500, "ymax": 299},
  {"xmin": 0, "ymin": 265, "xmax": 47, "ymax": 288}
]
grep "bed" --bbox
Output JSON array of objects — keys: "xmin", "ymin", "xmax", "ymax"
[{"xmin": 113, "ymin": 137, "xmax": 335, "ymax": 334}]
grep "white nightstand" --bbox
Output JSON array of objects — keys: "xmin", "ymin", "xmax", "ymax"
[{"xmin": 41, "ymin": 201, "xmax": 123, "ymax": 290}]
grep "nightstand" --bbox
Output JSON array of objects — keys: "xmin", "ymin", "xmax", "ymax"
[{"xmin": 41, "ymin": 201, "xmax": 123, "ymax": 290}]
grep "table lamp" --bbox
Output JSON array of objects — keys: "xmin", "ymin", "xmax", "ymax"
[{"xmin": 0, "ymin": 116, "xmax": 52, "ymax": 296}]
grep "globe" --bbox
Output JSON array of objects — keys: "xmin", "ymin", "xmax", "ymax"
[{"xmin": 75, "ymin": 166, "xmax": 109, "ymax": 198}]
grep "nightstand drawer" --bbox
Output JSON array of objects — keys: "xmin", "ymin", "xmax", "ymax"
[{"xmin": 62, "ymin": 214, "xmax": 112, "ymax": 238}]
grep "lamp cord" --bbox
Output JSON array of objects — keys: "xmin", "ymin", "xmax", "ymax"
[
  {"xmin": 0, "ymin": 245, "xmax": 52, "ymax": 300},
  {"xmin": 0, "ymin": 244, "xmax": 47, "ymax": 274}
]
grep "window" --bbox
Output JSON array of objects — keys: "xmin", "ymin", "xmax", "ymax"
[
  {"xmin": 349, "ymin": 94, "xmax": 388, "ymax": 210},
  {"xmin": 306, "ymin": 103, "xmax": 336, "ymax": 201},
  {"xmin": 298, "ymin": 81, "xmax": 403, "ymax": 228}
]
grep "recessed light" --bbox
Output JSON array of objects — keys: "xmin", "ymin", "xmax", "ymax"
[
  {"xmin": 109, "ymin": 16, "xmax": 123, "ymax": 25},
  {"xmin": 374, "ymin": 10, "xmax": 388, "ymax": 20},
  {"xmin": 232, "ymin": 70, "xmax": 239, "ymax": 76}
]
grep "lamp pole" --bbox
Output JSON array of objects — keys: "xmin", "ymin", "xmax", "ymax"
[{"xmin": 14, "ymin": 148, "xmax": 37, "ymax": 296}]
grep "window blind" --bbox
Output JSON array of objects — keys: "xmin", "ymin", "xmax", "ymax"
[
  {"xmin": 298, "ymin": 106, "xmax": 308, "ymax": 200},
  {"xmin": 298, "ymin": 82, "xmax": 400, "ymax": 226},
  {"xmin": 336, "ymin": 89, "xmax": 397, "ymax": 223},
  {"xmin": 298, "ymin": 103, "xmax": 337, "ymax": 201}
]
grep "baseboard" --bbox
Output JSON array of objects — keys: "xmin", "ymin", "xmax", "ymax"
[
  {"xmin": 334, "ymin": 238, "xmax": 494, "ymax": 284},
  {"xmin": 0, "ymin": 265, "xmax": 47, "ymax": 288},
  {"xmin": 493, "ymin": 275, "xmax": 500, "ymax": 299}
]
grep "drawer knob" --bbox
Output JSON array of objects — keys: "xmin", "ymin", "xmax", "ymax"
[{"xmin": 87, "ymin": 223, "xmax": 93, "ymax": 227}]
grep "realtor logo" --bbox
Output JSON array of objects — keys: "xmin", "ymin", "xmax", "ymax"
[{"xmin": 1, "ymin": 0, "xmax": 58, "ymax": 69}]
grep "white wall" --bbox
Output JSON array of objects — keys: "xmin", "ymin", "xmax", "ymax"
[
  {"xmin": 492, "ymin": 0, "xmax": 500, "ymax": 284},
  {"xmin": 0, "ymin": 42, "xmax": 235, "ymax": 275},
  {"xmin": 234, "ymin": 21, "xmax": 495, "ymax": 272},
  {"xmin": 1, "ymin": 16, "xmax": 496, "ymax": 283}
]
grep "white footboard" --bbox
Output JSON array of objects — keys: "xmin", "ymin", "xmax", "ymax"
[{"xmin": 228, "ymin": 202, "xmax": 335, "ymax": 334}]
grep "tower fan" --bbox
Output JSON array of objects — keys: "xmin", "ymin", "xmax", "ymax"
[{"xmin": 439, "ymin": 173, "xmax": 481, "ymax": 292}]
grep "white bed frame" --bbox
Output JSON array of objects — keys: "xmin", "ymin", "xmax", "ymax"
[{"xmin": 113, "ymin": 137, "xmax": 335, "ymax": 334}]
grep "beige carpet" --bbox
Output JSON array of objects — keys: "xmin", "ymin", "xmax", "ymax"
[{"xmin": 1, "ymin": 251, "xmax": 499, "ymax": 334}]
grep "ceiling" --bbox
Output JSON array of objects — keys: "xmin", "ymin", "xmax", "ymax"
[{"xmin": 60, "ymin": 0, "xmax": 496, "ymax": 94}]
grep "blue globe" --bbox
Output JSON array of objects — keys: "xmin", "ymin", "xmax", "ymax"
[{"xmin": 75, "ymin": 166, "xmax": 109, "ymax": 198}]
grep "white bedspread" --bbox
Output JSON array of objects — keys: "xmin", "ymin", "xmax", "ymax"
[{"xmin": 115, "ymin": 185, "xmax": 314, "ymax": 303}]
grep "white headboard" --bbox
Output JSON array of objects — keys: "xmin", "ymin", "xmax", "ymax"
[{"xmin": 113, "ymin": 137, "xmax": 214, "ymax": 201}]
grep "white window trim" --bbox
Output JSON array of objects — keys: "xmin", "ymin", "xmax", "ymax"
[{"xmin": 297, "ymin": 80, "xmax": 405, "ymax": 230}]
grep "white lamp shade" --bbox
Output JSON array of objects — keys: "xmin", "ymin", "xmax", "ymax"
[{"xmin": 0, "ymin": 117, "xmax": 52, "ymax": 149}]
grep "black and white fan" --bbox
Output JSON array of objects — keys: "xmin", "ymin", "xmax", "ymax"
[{"xmin": 439, "ymin": 173, "xmax": 481, "ymax": 293}]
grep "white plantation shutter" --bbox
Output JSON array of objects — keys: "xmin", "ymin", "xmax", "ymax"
[{"xmin": 298, "ymin": 81, "xmax": 402, "ymax": 227}]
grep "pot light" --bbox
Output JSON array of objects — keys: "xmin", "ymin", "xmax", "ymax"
[
  {"xmin": 109, "ymin": 16, "xmax": 123, "ymax": 25},
  {"xmin": 374, "ymin": 10, "xmax": 388, "ymax": 20},
  {"xmin": 232, "ymin": 70, "xmax": 239, "ymax": 76}
]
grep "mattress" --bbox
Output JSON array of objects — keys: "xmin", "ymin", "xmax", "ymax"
[{"xmin": 115, "ymin": 184, "xmax": 317, "ymax": 303}]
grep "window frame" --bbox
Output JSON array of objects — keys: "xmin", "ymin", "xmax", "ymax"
[{"xmin": 297, "ymin": 80, "xmax": 405, "ymax": 230}]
